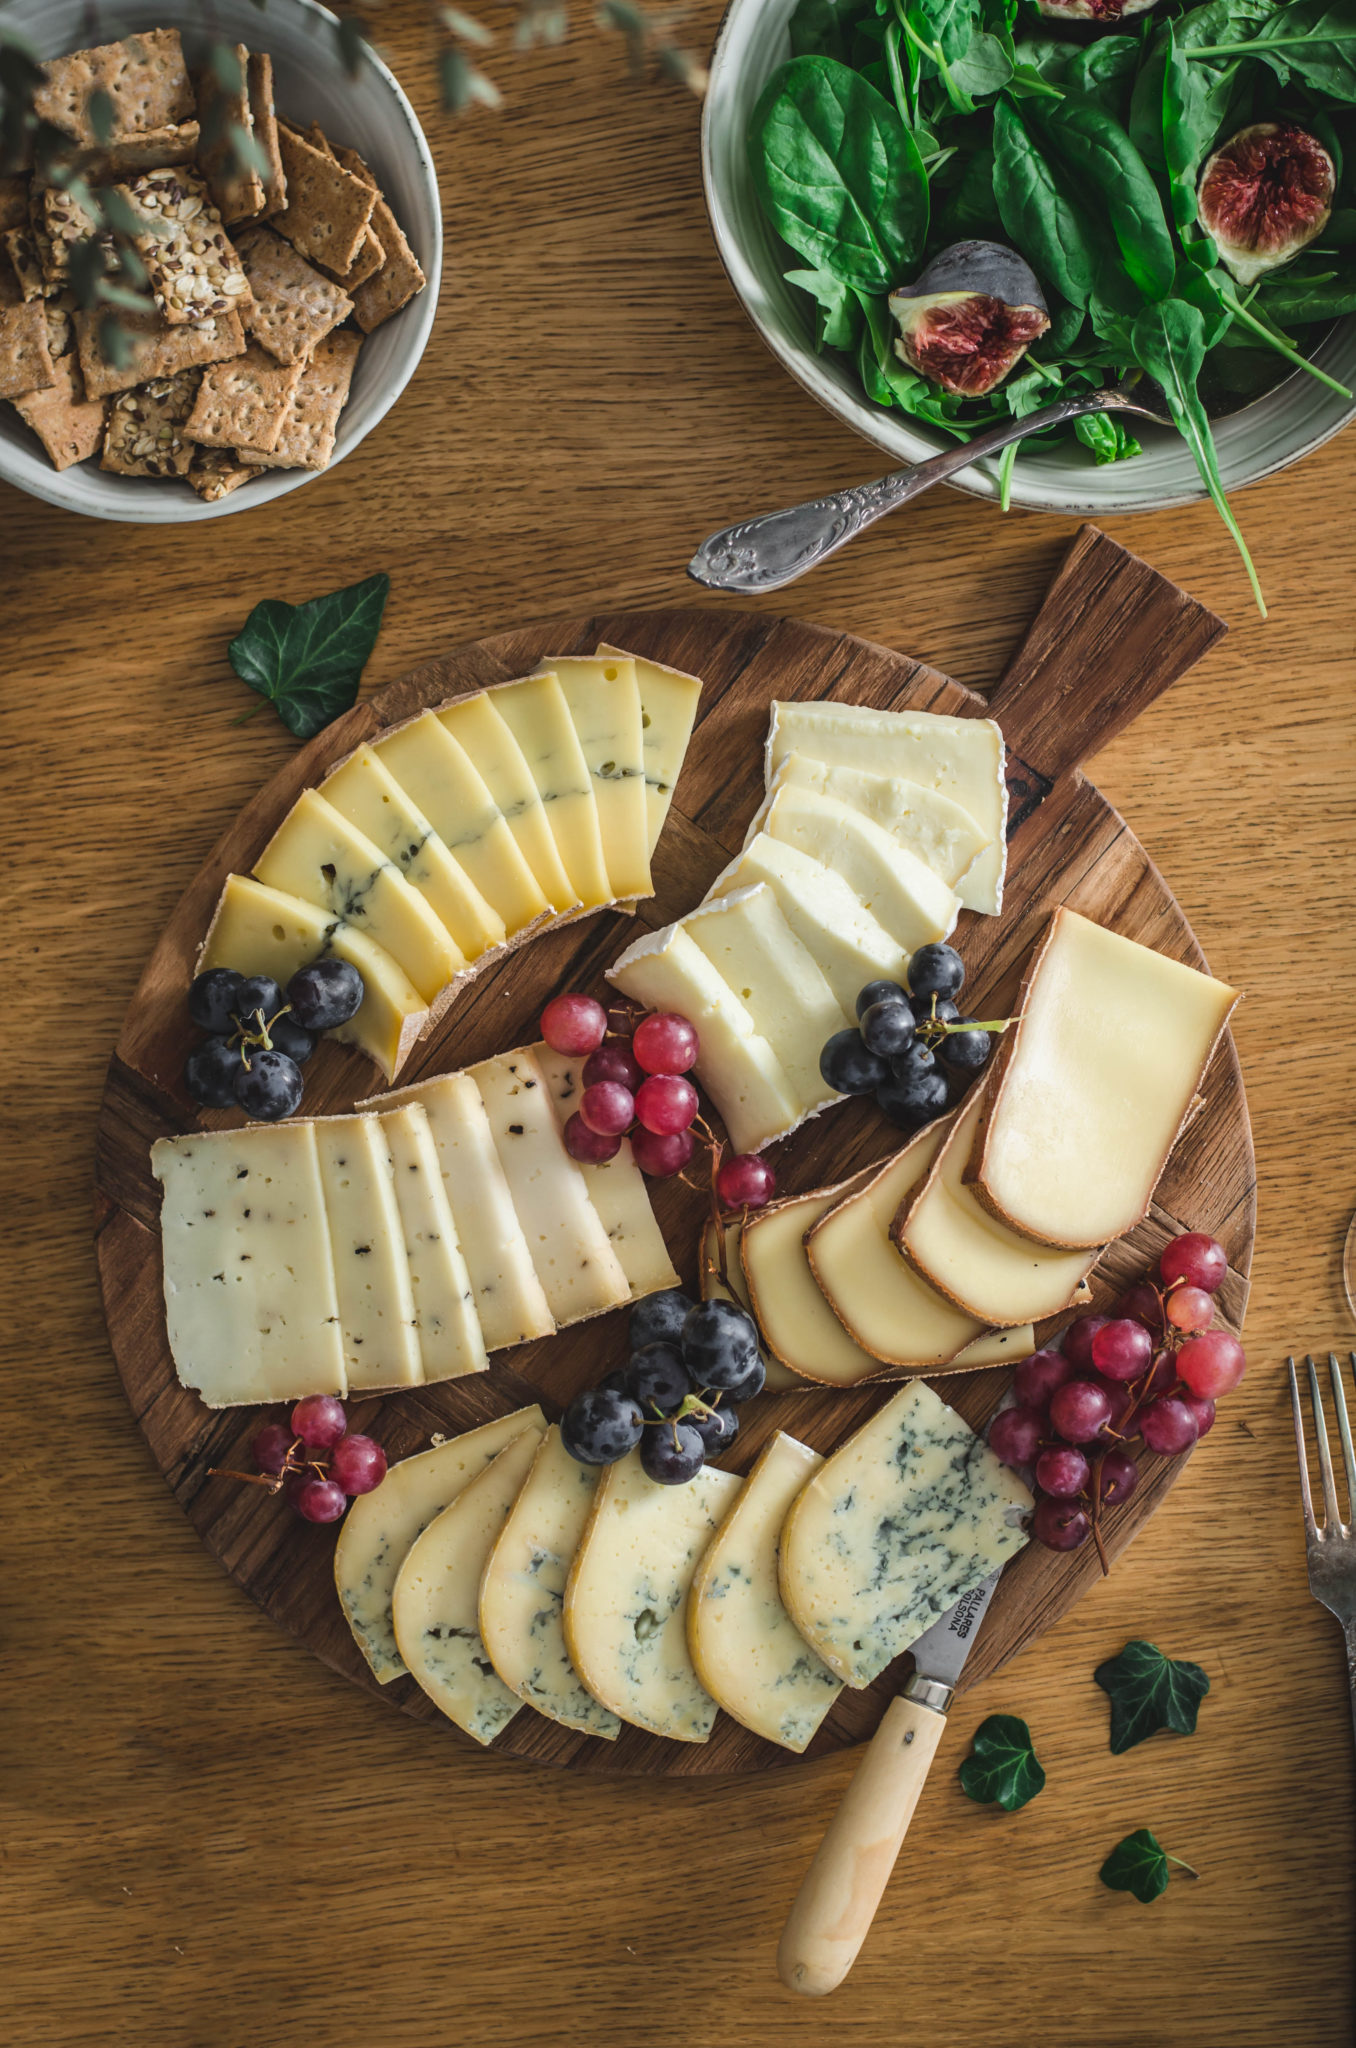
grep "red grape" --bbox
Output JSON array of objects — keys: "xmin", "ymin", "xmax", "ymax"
[
  {"xmin": 1032, "ymin": 1496, "xmax": 1091, "ymax": 1551},
  {"xmin": 291, "ymin": 1394, "xmax": 347, "ymax": 1449},
  {"xmin": 1166, "ymin": 1285, "xmax": 1215, "ymax": 1333},
  {"xmin": 1160, "ymin": 1231, "xmax": 1227, "ymax": 1294},
  {"xmin": 1182, "ymin": 1392, "xmax": 1216, "ymax": 1437},
  {"xmin": 583, "ymin": 1041, "xmax": 644, "ymax": 1091},
  {"xmin": 1142, "ymin": 1348, "xmax": 1179, "ymax": 1400},
  {"xmin": 580, "ymin": 1080, "xmax": 636, "ymax": 1136},
  {"xmin": 635, "ymin": 1074, "xmax": 699, "ymax": 1137},
  {"xmin": 1035, "ymin": 1445, "xmax": 1089, "ymax": 1497},
  {"xmin": 1091, "ymin": 1317, "xmax": 1153, "ymax": 1383},
  {"xmin": 1098, "ymin": 1447, "xmax": 1140, "ymax": 1504},
  {"xmin": 1139, "ymin": 1395, "xmax": 1201, "ymax": 1456},
  {"xmin": 292, "ymin": 1477, "xmax": 348, "ymax": 1523},
  {"xmin": 716, "ymin": 1152, "xmax": 777, "ymax": 1210},
  {"xmin": 632, "ymin": 1011, "xmax": 699, "ymax": 1075},
  {"xmin": 1062, "ymin": 1314, "xmax": 1109, "ymax": 1372},
  {"xmin": 563, "ymin": 1112, "xmax": 622, "ymax": 1164},
  {"xmin": 541, "ymin": 993, "xmax": 608, "ymax": 1057},
  {"xmin": 1118, "ymin": 1281, "xmax": 1165, "ymax": 1335},
  {"xmin": 329, "ymin": 1433, "xmax": 387, "ymax": 1496},
  {"xmin": 1049, "ymin": 1378, "xmax": 1113, "ymax": 1444},
  {"xmin": 1014, "ymin": 1347, "xmax": 1075, "ymax": 1410},
  {"xmin": 631, "ymin": 1126, "xmax": 695, "ymax": 1178},
  {"xmin": 251, "ymin": 1422, "xmax": 294, "ymax": 1475},
  {"xmin": 1177, "ymin": 1328, "xmax": 1247, "ymax": 1399},
  {"xmin": 1091, "ymin": 1374, "xmax": 1136, "ymax": 1434},
  {"xmin": 989, "ymin": 1405, "xmax": 1043, "ymax": 1468}
]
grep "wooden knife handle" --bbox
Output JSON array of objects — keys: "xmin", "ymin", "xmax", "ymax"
[{"xmin": 777, "ymin": 1693, "xmax": 948, "ymax": 1998}]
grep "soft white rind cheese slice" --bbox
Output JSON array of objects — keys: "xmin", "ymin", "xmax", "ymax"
[
  {"xmin": 393, "ymin": 1425, "xmax": 547, "ymax": 1745},
  {"xmin": 378, "ymin": 1103, "xmax": 488, "ymax": 1382},
  {"xmin": 152, "ymin": 1123, "xmax": 347, "ymax": 1407},
  {"xmin": 762, "ymin": 784, "xmax": 959, "ymax": 953},
  {"xmin": 740, "ymin": 1177, "xmax": 884, "ymax": 1386},
  {"xmin": 334, "ymin": 1403, "xmax": 546, "ymax": 1682},
  {"xmin": 779, "ymin": 1381, "xmax": 1032, "ymax": 1687},
  {"xmin": 705, "ymin": 834, "xmax": 912, "ymax": 1018},
  {"xmin": 439, "ymin": 691, "xmax": 580, "ymax": 915},
  {"xmin": 480, "ymin": 1426, "xmax": 622, "ymax": 1740},
  {"xmin": 564, "ymin": 1450, "xmax": 741, "ymax": 1741},
  {"xmin": 688, "ymin": 1433, "xmax": 843, "ymax": 1752},
  {"xmin": 489, "ymin": 672, "xmax": 613, "ymax": 909},
  {"xmin": 684, "ymin": 884, "xmax": 849, "ymax": 1114},
  {"xmin": 597, "ymin": 644, "xmax": 702, "ymax": 855},
  {"xmin": 534, "ymin": 1045, "xmax": 680, "ymax": 1299},
  {"xmin": 700, "ymin": 1218, "xmax": 803, "ymax": 1393},
  {"xmin": 313, "ymin": 1115, "xmax": 423, "ymax": 1390},
  {"xmin": 749, "ymin": 755, "xmax": 988, "ymax": 892},
  {"xmin": 539, "ymin": 654, "xmax": 652, "ymax": 901}
]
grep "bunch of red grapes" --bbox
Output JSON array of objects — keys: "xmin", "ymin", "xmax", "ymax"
[
  {"xmin": 989, "ymin": 1230, "xmax": 1246, "ymax": 1558},
  {"xmin": 247, "ymin": 1396, "xmax": 388, "ymax": 1524}
]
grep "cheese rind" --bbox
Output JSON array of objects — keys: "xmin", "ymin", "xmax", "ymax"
[
  {"xmin": 313, "ymin": 1114, "xmax": 423, "ymax": 1390},
  {"xmin": 705, "ymin": 833, "xmax": 912, "ymax": 1017},
  {"xmin": 489, "ymin": 671, "xmax": 613, "ymax": 908},
  {"xmin": 762, "ymin": 783, "xmax": 960, "ymax": 953},
  {"xmin": 700, "ymin": 1218, "xmax": 803, "ymax": 1392},
  {"xmin": 539, "ymin": 653, "xmax": 652, "ymax": 900},
  {"xmin": 688, "ymin": 1433, "xmax": 843, "ymax": 1752},
  {"xmin": 740, "ymin": 1177, "xmax": 884, "ymax": 1386},
  {"xmin": 779, "ymin": 1381, "xmax": 1032, "ymax": 1686},
  {"xmin": 597, "ymin": 644, "xmax": 702, "ymax": 855},
  {"xmin": 684, "ymin": 884, "xmax": 849, "ymax": 1114},
  {"xmin": 438, "ymin": 690, "xmax": 579, "ymax": 914},
  {"xmin": 749, "ymin": 754, "xmax": 987, "ymax": 891},
  {"xmin": 378, "ymin": 1103, "xmax": 488, "ymax": 1381},
  {"xmin": 534, "ymin": 1045, "xmax": 680, "ymax": 1299}
]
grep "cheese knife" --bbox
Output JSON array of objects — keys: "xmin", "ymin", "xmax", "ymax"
[{"xmin": 777, "ymin": 1568, "xmax": 1004, "ymax": 1997}]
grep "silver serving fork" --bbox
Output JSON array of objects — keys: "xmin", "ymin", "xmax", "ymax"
[{"xmin": 1290, "ymin": 1353, "xmax": 1356, "ymax": 1740}]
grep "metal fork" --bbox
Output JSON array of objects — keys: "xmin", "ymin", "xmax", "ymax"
[{"xmin": 1290, "ymin": 1353, "xmax": 1356, "ymax": 1743}]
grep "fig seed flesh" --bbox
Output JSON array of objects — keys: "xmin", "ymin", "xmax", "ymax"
[
  {"xmin": 892, "ymin": 291, "xmax": 1050, "ymax": 397},
  {"xmin": 1198, "ymin": 121, "xmax": 1335, "ymax": 287}
]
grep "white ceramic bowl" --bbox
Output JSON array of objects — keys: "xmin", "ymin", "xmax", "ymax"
[
  {"xmin": 0, "ymin": 0, "xmax": 441, "ymax": 522},
  {"xmin": 702, "ymin": 0, "xmax": 1356, "ymax": 513}
]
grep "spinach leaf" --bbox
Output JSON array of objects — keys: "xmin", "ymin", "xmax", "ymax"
[
  {"xmin": 228, "ymin": 573, "xmax": 391, "ymax": 740},
  {"xmin": 993, "ymin": 96, "xmax": 1101, "ymax": 305},
  {"xmin": 1099, "ymin": 1828, "xmax": 1199, "ymax": 1904},
  {"xmin": 1066, "ymin": 33, "xmax": 1142, "ymax": 115},
  {"xmin": 958, "ymin": 1714, "xmax": 1046, "ymax": 1810},
  {"xmin": 1187, "ymin": 0, "xmax": 1356, "ymax": 98},
  {"xmin": 909, "ymin": 0, "xmax": 980, "ymax": 63},
  {"xmin": 1093, "ymin": 1639, "xmax": 1211, "ymax": 1752},
  {"xmin": 933, "ymin": 143, "xmax": 1004, "ymax": 238},
  {"xmin": 1041, "ymin": 93, "xmax": 1177, "ymax": 300},
  {"xmin": 949, "ymin": 30, "xmax": 1014, "ymax": 98},
  {"xmin": 749, "ymin": 56, "xmax": 928, "ymax": 291},
  {"xmin": 1075, "ymin": 410, "xmax": 1144, "ymax": 461},
  {"xmin": 789, "ymin": 0, "xmax": 852, "ymax": 60},
  {"xmin": 1162, "ymin": 24, "xmax": 1235, "ymax": 230},
  {"xmin": 1257, "ymin": 271, "xmax": 1356, "ymax": 317},
  {"xmin": 786, "ymin": 264, "xmax": 866, "ymax": 349}
]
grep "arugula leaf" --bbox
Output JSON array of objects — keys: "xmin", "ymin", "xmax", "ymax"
[
  {"xmin": 1040, "ymin": 94, "xmax": 1177, "ymax": 300},
  {"xmin": 227, "ymin": 572, "xmax": 391, "ymax": 740},
  {"xmin": 958, "ymin": 1714, "xmax": 1046, "ymax": 1810},
  {"xmin": 1099, "ymin": 1827, "xmax": 1199, "ymax": 1903},
  {"xmin": 1186, "ymin": 0, "xmax": 1356, "ymax": 97},
  {"xmin": 1094, "ymin": 1638, "xmax": 1211, "ymax": 1752},
  {"xmin": 993, "ymin": 96, "xmax": 1100, "ymax": 306}
]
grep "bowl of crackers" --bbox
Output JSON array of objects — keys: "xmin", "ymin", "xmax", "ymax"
[{"xmin": 0, "ymin": 0, "xmax": 441, "ymax": 520}]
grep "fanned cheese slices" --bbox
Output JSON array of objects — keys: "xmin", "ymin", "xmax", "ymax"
[
  {"xmin": 597, "ymin": 644, "xmax": 703, "ymax": 854},
  {"xmin": 750, "ymin": 755, "xmax": 988, "ymax": 893},
  {"xmin": 438, "ymin": 690, "xmax": 580, "ymax": 915},
  {"xmin": 541, "ymin": 654, "xmax": 652, "ymax": 901},
  {"xmin": 740, "ymin": 1176, "xmax": 883, "ymax": 1385},
  {"xmin": 313, "ymin": 1115, "xmax": 423, "ymax": 1391},
  {"xmin": 379, "ymin": 1103, "xmax": 487, "ymax": 1382},
  {"xmin": 705, "ymin": 833, "xmax": 912, "ymax": 1018},
  {"xmin": 762, "ymin": 783, "xmax": 960, "ymax": 954},
  {"xmin": 683, "ymin": 885, "xmax": 847, "ymax": 1114},
  {"xmin": 484, "ymin": 673, "xmax": 612, "ymax": 909}
]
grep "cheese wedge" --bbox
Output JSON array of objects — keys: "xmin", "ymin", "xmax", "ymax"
[
  {"xmin": 699, "ymin": 1217, "xmax": 803, "ymax": 1392},
  {"xmin": 253, "ymin": 787, "xmax": 465, "ymax": 1003},
  {"xmin": 705, "ymin": 833, "xmax": 912, "ymax": 1017},
  {"xmin": 198, "ymin": 874, "xmax": 427, "ymax": 1080},
  {"xmin": 597, "ymin": 644, "xmax": 702, "ymax": 855},
  {"xmin": 393, "ymin": 1425, "xmax": 547, "ymax": 1745},
  {"xmin": 762, "ymin": 784, "xmax": 960, "ymax": 953},
  {"xmin": 534, "ymin": 1044, "xmax": 679, "ymax": 1299},
  {"xmin": 564, "ymin": 1448, "xmax": 741, "ymax": 1742},
  {"xmin": 313, "ymin": 1115, "xmax": 423, "ymax": 1390},
  {"xmin": 750, "ymin": 754, "xmax": 987, "ymax": 892},
  {"xmin": 893, "ymin": 1085, "xmax": 1100, "ymax": 1323},
  {"xmin": 688, "ymin": 1432, "xmax": 844, "ymax": 1752},
  {"xmin": 684, "ymin": 885, "xmax": 849, "ymax": 1117},
  {"xmin": 321, "ymin": 742, "xmax": 506, "ymax": 961},
  {"xmin": 780, "ymin": 1381, "xmax": 1031, "ymax": 1686},
  {"xmin": 539, "ymin": 653, "xmax": 651, "ymax": 900},
  {"xmin": 740, "ymin": 1176, "xmax": 884, "ymax": 1386},
  {"xmin": 152, "ymin": 1123, "xmax": 347, "ymax": 1407},
  {"xmin": 968, "ymin": 908, "xmax": 1240, "ymax": 1248},
  {"xmin": 378, "ymin": 1103, "xmax": 488, "ymax": 1381},
  {"xmin": 480, "ymin": 1425, "xmax": 622, "ymax": 1740},
  {"xmin": 805, "ymin": 1123, "xmax": 989, "ymax": 1368},
  {"xmin": 764, "ymin": 700, "xmax": 1008, "ymax": 914},
  {"xmin": 438, "ymin": 691, "xmax": 579, "ymax": 914},
  {"xmin": 607, "ymin": 923, "xmax": 799, "ymax": 1154},
  {"xmin": 335, "ymin": 1403, "xmax": 546, "ymax": 1681},
  {"xmin": 374, "ymin": 710, "xmax": 550, "ymax": 932}
]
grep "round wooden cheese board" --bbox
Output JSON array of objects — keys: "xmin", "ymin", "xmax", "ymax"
[{"xmin": 94, "ymin": 526, "xmax": 1254, "ymax": 1777}]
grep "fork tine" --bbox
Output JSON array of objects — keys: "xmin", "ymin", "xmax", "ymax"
[
  {"xmin": 1329, "ymin": 1354, "xmax": 1356, "ymax": 1526},
  {"xmin": 1309, "ymin": 1354, "xmax": 1342, "ymax": 1529},
  {"xmin": 1290, "ymin": 1357, "xmax": 1318, "ymax": 1538}
]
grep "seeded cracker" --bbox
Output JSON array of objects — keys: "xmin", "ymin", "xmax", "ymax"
[
  {"xmin": 11, "ymin": 354, "xmax": 109, "ymax": 468},
  {"xmin": 85, "ymin": 123, "xmax": 201, "ymax": 181},
  {"xmin": 2, "ymin": 229, "xmax": 53, "ymax": 302},
  {"xmin": 234, "ymin": 226, "xmax": 352, "ymax": 366},
  {"xmin": 185, "ymin": 343, "xmax": 303, "ymax": 452},
  {"xmin": 235, "ymin": 328, "xmax": 361, "ymax": 470},
  {"xmin": 189, "ymin": 447, "xmax": 265, "ymax": 500},
  {"xmin": 0, "ymin": 300, "xmax": 55, "ymax": 399},
  {"xmin": 119, "ymin": 167, "xmax": 252, "ymax": 326},
  {"xmin": 272, "ymin": 128, "xmax": 376, "ymax": 275},
  {"xmin": 196, "ymin": 45, "xmax": 266, "ymax": 225},
  {"xmin": 75, "ymin": 306, "xmax": 246, "ymax": 399},
  {"xmin": 33, "ymin": 30, "xmax": 194, "ymax": 147},
  {"xmin": 44, "ymin": 291, "xmax": 77, "ymax": 361},
  {"xmin": 0, "ymin": 178, "xmax": 27, "ymax": 234},
  {"xmin": 333, "ymin": 148, "xmax": 426, "ymax": 333},
  {"xmin": 36, "ymin": 186, "xmax": 107, "ymax": 284},
  {"xmin": 246, "ymin": 55, "xmax": 288, "ymax": 219},
  {"xmin": 102, "ymin": 369, "xmax": 200, "ymax": 477}
]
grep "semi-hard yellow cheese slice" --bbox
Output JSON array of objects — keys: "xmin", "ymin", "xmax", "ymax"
[
  {"xmin": 313, "ymin": 1114, "xmax": 423, "ymax": 1391},
  {"xmin": 438, "ymin": 691, "xmax": 579, "ymax": 915},
  {"xmin": 377, "ymin": 1102, "xmax": 488, "ymax": 1382},
  {"xmin": 541, "ymin": 653, "xmax": 652, "ymax": 901},
  {"xmin": 597, "ymin": 643, "xmax": 702, "ymax": 855},
  {"xmin": 762, "ymin": 783, "xmax": 959, "ymax": 953}
]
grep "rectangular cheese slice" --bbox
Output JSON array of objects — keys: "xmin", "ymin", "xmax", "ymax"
[
  {"xmin": 688, "ymin": 1432, "xmax": 843, "ymax": 1752},
  {"xmin": 751, "ymin": 754, "xmax": 987, "ymax": 892},
  {"xmin": 490, "ymin": 670, "xmax": 614, "ymax": 907},
  {"xmin": 893, "ymin": 1085, "xmax": 1100, "ymax": 1324},
  {"xmin": 538, "ymin": 653, "xmax": 651, "ymax": 900},
  {"xmin": 480, "ymin": 1425, "xmax": 622, "ymax": 1739},
  {"xmin": 764, "ymin": 700, "xmax": 1008, "ymax": 914},
  {"xmin": 152, "ymin": 1123, "xmax": 346, "ymax": 1407},
  {"xmin": 313, "ymin": 1115, "xmax": 423, "ymax": 1390},
  {"xmin": 969, "ymin": 908, "xmax": 1240, "ymax": 1248},
  {"xmin": 684, "ymin": 885, "xmax": 850, "ymax": 1116},
  {"xmin": 334, "ymin": 1403, "xmax": 546, "ymax": 1681},
  {"xmin": 321, "ymin": 742, "xmax": 506, "ymax": 960},
  {"xmin": 469, "ymin": 1049, "xmax": 631, "ymax": 1324},
  {"xmin": 363, "ymin": 1071, "xmax": 554, "ymax": 1349},
  {"xmin": 378, "ymin": 1103, "xmax": 488, "ymax": 1381},
  {"xmin": 607, "ymin": 923, "xmax": 799, "ymax": 1154},
  {"xmin": 597, "ymin": 643, "xmax": 702, "ymax": 855},
  {"xmin": 705, "ymin": 833, "xmax": 912, "ymax": 1017},
  {"xmin": 438, "ymin": 691, "xmax": 579, "ymax": 914},
  {"xmin": 253, "ymin": 787, "xmax": 465, "ymax": 1002},
  {"xmin": 198, "ymin": 874, "xmax": 427, "ymax": 1080},
  {"xmin": 564, "ymin": 1449, "xmax": 741, "ymax": 1741},
  {"xmin": 392, "ymin": 1425, "xmax": 547, "ymax": 1745},
  {"xmin": 762, "ymin": 784, "xmax": 959, "ymax": 953},
  {"xmin": 700, "ymin": 1217, "xmax": 803, "ymax": 1392},
  {"xmin": 374, "ymin": 710, "xmax": 550, "ymax": 933},
  {"xmin": 740, "ymin": 1176, "xmax": 884, "ymax": 1385},
  {"xmin": 534, "ymin": 1044, "xmax": 679, "ymax": 1298},
  {"xmin": 780, "ymin": 1381, "xmax": 1031, "ymax": 1686}
]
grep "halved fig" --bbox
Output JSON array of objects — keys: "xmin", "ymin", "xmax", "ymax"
[
  {"xmin": 1198, "ymin": 122, "xmax": 1335, "ymax": 287},
  {"xmin": 1034, "ymin": 0, "xmax": 1159, "ymax": 16},
  {"xmin": 888, "ymin": 241, "xmax": 1050, "ymax": 398}
]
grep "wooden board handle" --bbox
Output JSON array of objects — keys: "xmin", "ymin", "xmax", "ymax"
[{"xmin": 776, "ymin": 1694, "xmax": 948, "ymax": 1997}]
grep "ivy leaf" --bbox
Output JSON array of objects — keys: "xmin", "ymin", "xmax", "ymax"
[
  {"xmin": 1099, "ymin": 1827, "xmax": 1199, "ymax": 1903},
  {"xmin": 1094, "ymin": 1639, "xmax": 1210, "ymax": 1753},
  {"xmin": 227, "ymin": 573, "xmax": 391, "ymax": 741},
  {"xmin": 958, "ymin": 1713, "xmax": 1046, "ymax": 1810}
]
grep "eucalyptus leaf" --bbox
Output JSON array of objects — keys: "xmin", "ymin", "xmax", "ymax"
[
  {"xmin": 958, "ymin": 1714, "xmax": 1046, "ymax": 1810},
  {"xmin": 227, "ymin": 573, "xmax": 392, "ymax": 740}
]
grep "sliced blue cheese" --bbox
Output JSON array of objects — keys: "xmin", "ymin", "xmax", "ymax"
[
  {"xmin": 378, "ymin": 1102, "xmax": 488, "ymax": 1382},
  {"xmin": 534, "ymin": 1043, "xmax": 679, "ymax": 1299},
  {"xmin": 438, "ymin": 691, "xmax": 579, "ymax": 915},
  {"xmin": 779, "ymin": 1381, "xmax": 1032, "ymax": 1687},
  {"xmin": 312, "ymin": 1115, "xmax": 423, "ymax": 1391}
]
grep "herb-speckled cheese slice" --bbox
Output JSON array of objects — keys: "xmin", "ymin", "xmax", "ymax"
[
  {"xmin": 539, "ymin": 653, "xmax": 651, "ymax": 900},
  {"xmin": 392, "ymin": 1424, "xmax": 547, "ymax": 1744},
  {"xmin": 688, "ymin": 1432, "xmax": 843, "ymax": 1752},
  {"xmin": 779, "ymin": 1381, "xmax": 1032, "ymax": 1687},
  {"xmin": 334, "ymin": 1403, "xmax": 546, "ymax": 1681},
  {"xmin": 312, "ymin": 1114, "xmax": 423, "ymax": 1390},
  {"xmin": 750, "ymin": 755, "xmax": 987, "ymax": 891},
  {"xmin": 534, "ymin": 1044, "xmax": 679, "ymax": 1299},
  {"xmin": 438, "ymin": 691, "xmax": 579, "ymax": 914},
  {"xmin": 699, "ymin": 1216, "xmax": 803, "ymax": 1394},
  {"xmin": 597, "ymin": 644, "xmax": 702, "ymax": 855},
  {"xmin": 378, "ymin": 1102, "xmax": 488, "ymax": 1382},
  {"xmin": 564, "ymin": 1449, "xmax": 741, "ymax": 1742},
  {"xmin": 488, "ymin": 672, "xmax": 612, "ymax": 909},
  {"xmin": 762, "ymin": 784, "xmax": 959, "ymax": 954},
  {"xmin": 479, "ymin": 1426, "xmax": 622, "ymax": 1740}
]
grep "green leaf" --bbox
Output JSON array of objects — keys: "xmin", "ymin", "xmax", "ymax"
[
  {"xmin": 992, "ymin": 96, "xmax": 1100, "ymax": 307},
  {"xmin": 1099, "ymin": 1827, "xmax": 1199, "ymax": 1903},
  {"xmin": 958, "ymin": 1714, "xmax": 1046, "ymax": 1810},
  {"xmin": 786, "ymin": 264, "xmax": 865, "ymax": 350},
  {"xmin": 1094, "ymin": 1638, "xmax": 1211, "ymax": 1753},
  {"xmin": 1064, "ymin": 34, "xmax": 1141, "ymax": 115},
  {"xmin": 227, "ymin": 573, "xmax": 391, "ymax": 740},
  {"xmin": 1075, "ymin": 410, "xmax": 1143, "ymax": 463},
  {"xmin": 789, "ymin": 0, "xmax": 851, "ymax": 61},
  {"xmin": 1040, "ymin": 93, "xmax": 1177, "ymax": 301}
]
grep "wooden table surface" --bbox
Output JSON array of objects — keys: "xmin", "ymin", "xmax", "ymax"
[{"xmin": 4, "ymin": 8, "xmax": 1354, "ymax": 2043}]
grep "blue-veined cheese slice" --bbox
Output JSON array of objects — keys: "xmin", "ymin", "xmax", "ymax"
[
  {"xmin": 597, "ymin": 643, "xmax": 702, "ymax": 855},
  {"xmin": 479, "ymin": 1426, "xmax": 622, "ymax": 1740},
  {"xmin": 762, "ymin": 784, "xmax": 959, "ymax": 953},
  {"xmin": 779, "ymin": 1381, "xmax": 1032, "ymax": 1687},
  {"xmin": 534, "ymin": 1043, "xmax": 679, "ymax": 1300},
  {"xmin": 438, "ymin": 691, "xmax": 579, "ymax": 915},
  {"xmin": 378, "ymin": 1102, "xmax": 488, "ymax": 1382},
  {"xmin": 334, "ymin": 1403, "xmax": 546, "ymax": 1682},
  {"xmin": 538, "ymin": 653, "xmax": 651, "ymax": 901},
  {"xmin": 312, "ymin": 1114, "xmax": 423, "ymax": 1391},
  {"xmin": 750, "ymin": 754, "xmax": 987, "ymax": 893},
  {"xmin": 688, "ymin": 1432, "xmax": 843, "ymax": 1752},
  {"xmin": 392, "ymin": 1424, "xmax": 547, "ymax": 1744},
  {"xmin": 682, "ymin": 883, "xmax": 849, "ymax": 1114},
  {"xmin": 705, "ymin": 833, "xmax": 912, "ymax": 1018},
  {"xmin": 487, "ymin": 672, "xmax": 612, "ymax": 909}
]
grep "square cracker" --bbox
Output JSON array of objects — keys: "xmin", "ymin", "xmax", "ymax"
[
  {"xmin": 234, "ymin": 226, "xmax": 352, "ymax": 366},
  {"xmin": 2, "ymin": 228, "xmax": 54, "ymax": 301},
  {"xmin": 196, "ymin": 46, "xmax": 265, "ymax": 225},
  {"xmin": 36, "ymin": 185, "xmax": 106, "ymax": 283},
  {"xmin": 33, "ymin": 30, "xmax": 194, "ymax": 146},
  {"xmin": 75, "ymin": 306, "xmax": 245, "ymax": 399},
  {"xmin": 185, "ymin": 343, "xmax": 303, "ymax": 451},
  {"xmin": 11, "ymin": 352, "xmax": 108, "ymax": 468},
  {"xmin": 271, "ymin": 128, "xmax": 376, "ymax": 276},
  {"xmin": 119, "ymin": 167, "xmax": 252, "ymax": 325},
  {"xmin": 0, "ymin": 178, "xmax": 28, "ymax": 233},
  {"xmin": 84, "ymin": 122, "xmax": 200, "ymax": 181},
  {"xmin": 189, "ymin": 446, "xmax": 264, "ymax": 500},
  {"xmin": 101, "ymin": 369, "xmax": 200, "ymax": 477},
  {"xmin": 236, "ymin": 328, "xmax": 360, "ymax": 470},
  {"xmin": 246, "ymin": 54, "xmax": 288, "ymax": 218},
  {"xmin": 0, "ymin": 300, "xmax": 55, "ymax": 399},
  {"xmin": 333, "ymin": 148, "xmax": 426, "ymax": 332}
]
